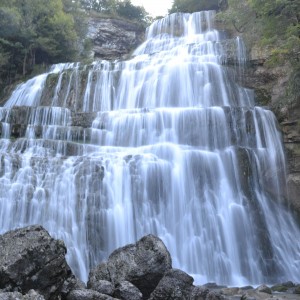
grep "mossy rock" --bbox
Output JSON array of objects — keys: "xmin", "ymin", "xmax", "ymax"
[
  {"xmin": 271, "ymin": 284, "xmax": 288, "ymax": 292},
  {"xmin": 294, "ymin": 285, "xmax": 300, "ymax": 294}
]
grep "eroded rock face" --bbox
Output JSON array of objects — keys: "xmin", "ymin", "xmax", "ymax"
[
  {"xmin": 114, "ymin": 281, "xmax": 143, "ymax": 300},
  {"xmin": 88, "ymin": 17, "xmax": 145, "ymax": 60},
  {"xmin": 0, "ymin": 225, "xmax": 72, "ymax": 299},
  {"xmin": 221, "ymin": 35, "xmax": 300, "ymax": 214}
]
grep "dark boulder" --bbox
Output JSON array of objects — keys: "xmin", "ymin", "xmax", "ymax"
[
  {"xmin": 0, "ymin": 225, "xmax": 72, "ymax": 299},
  {"xmin": 89, "ymin": 234, "xmax": 172, "ymax": 299},
  {"xmin": 88, "ymin": 263, "xmax": 111, "ymax": 288},
  {"xmin": 87, "ymin": 279, "xmax": 114, "ymax": 296},
  {"xmin": 107, "ymin": 234, "xmax": 172, "ymax": 298},
  {"xmin": 148, "ymin": 269, "xmax": 194, "ymax": 300},
  {"xmin": 190, "ymin": 286, "xmax": 210, "ymax": 300},
  {"xmin": 114, "ymin": 281, "xmax": 143, "ymax": 300}
]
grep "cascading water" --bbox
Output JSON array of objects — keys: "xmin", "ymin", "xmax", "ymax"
[{"xmin": 0, "ymin": 11, "xmax": 299, "ymax": 286}]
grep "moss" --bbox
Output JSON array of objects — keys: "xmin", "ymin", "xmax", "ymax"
[{"xmin": 271, "ymin": 285, "xmax": 288, "ymax": 292}]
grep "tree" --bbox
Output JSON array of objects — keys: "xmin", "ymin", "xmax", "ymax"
[
  {"xmin": 0, "ymin": 0, "xmax": 89, "ymax": 92},
  {"xmin": 247, "ymin": 0, "xmax": 300, "ymax": 63},
  {"xmin": 169, "ymin": 0, "xmax": 220, "ymax": 14},
  {"xmin": 216, "ymin": 0, "xmax": 256, "ymax": 33},
  {"xmin": 116, "ymin": 0, "xmax": 147, "ymax": 21}
]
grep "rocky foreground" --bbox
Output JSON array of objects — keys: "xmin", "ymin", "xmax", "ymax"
[{"xmin": 0, "ymin": 226, "xmax": 299, "ymax": 300}]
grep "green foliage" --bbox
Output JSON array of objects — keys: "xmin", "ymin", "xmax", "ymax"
[
  {"xmin": 217, "ymin": 0, "xmax": 300, "ymax": 109},
  {"xmin": 216, "ymin": 0, "xmax": 256, "ymax": 33},
  {"xmin": 246, "ymin": 0, "xmax": 300, "ymax": 59},
  {"xmin": 218, "ymin": 0, "xmax": 299, "ymax": 64},
  {"xmin": 0, "ymin": 0, "xmax": 89, "ymax": 91},
  {"xmin": 79, "ymin": 0, "xmax": 148, "ymax": 24},
  {"xmin": 286, "ymin": 67, "xmax": 300, "ymax": 106},
  {"xmin": 116, "ymin": 0, "xmax": 146, "ymax": 21},
  {"xmin": 169, "ymin": 0, "xmax": 220, "ymax": 13}
]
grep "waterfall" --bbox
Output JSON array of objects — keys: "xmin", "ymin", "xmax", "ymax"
[{"xmin": 0, "ymin": 11, "xmax": 299, "ymax": 286}]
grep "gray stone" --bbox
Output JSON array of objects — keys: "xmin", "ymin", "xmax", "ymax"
[
  {"xmin": 87, "ymin": 280, "xmax": 114, "ymax": 296},
  {"xmin": 66, "ymin": 289, "xmax": 117, "ymax": 300},
  {"xmin": 0, "ymin": 225, "xmax": 72, "ymax": 300},
  {"xmin": 190, "ymin": 286, "xmax": 209, "ymax": 300},
  {"xmin": 106, "ymin": 234, "xmax": 172, "ymax": 298},
  {"xmin": 206, "ymin": 291, "xmax": 223, "ymax": 300},
  {"xmin": 88, "ymin": 17, "xmax": 145, "ymax": 60},
  {"xmin": 148, "ymin": 268, "xmax": 194, "ymax": 300},
  {"xmin": 61, "ymin": 275, "xmax": 86, "ymax": 298},
  {"xmin": 0, "ymin": 290, "xmax": 45, "ymax": 300},
  {"xmin": 88, "ymin": 263, "xmax": 111, "ymax": 287},
  {"xmin": 256, "ymin": 284, "xmax": 272, "ymax": 294},
  {"xmin": 114, "ymin": 281, "xmax": 142, "ymax": 300}
]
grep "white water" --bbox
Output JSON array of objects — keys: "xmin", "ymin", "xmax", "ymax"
[{"xmin": 0, "ymin": 11, "xmax": 299, "ymax": 286}]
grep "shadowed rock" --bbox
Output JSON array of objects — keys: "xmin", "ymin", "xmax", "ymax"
[
  {"xmin": 0, "ymin": 225, "xmax": 72, "ymax": 299},
  {"xmin": 88, "ymin": 234, "xmax": 172, "ymax": 299},
  {"xmin": 148, "ymin": 269, "xmax": 194, "ymax": 300}
]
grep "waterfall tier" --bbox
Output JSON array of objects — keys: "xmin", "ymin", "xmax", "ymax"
[{"xmin": 0, "ymin": 11, "xmax": 299, "ymax": 286}]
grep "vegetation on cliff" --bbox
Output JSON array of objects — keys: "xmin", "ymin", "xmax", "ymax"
[
  {"xmin": 218, "ymin": 0, "xmax": 300, "ymax": 116},
  {"xmin": 0, "ymin": 0, "xmax": 88, "ymax": 93},
  {"xmin": 169, "ymin": 0, "xmax": 221, "ymax": 13},
  {"xmin": 80, "ymin": 0, "xmax": 149, "ymax": 23},
  {"xmin": 170, "ymin": 0, "xmax": 299, "ymax": 116},
  {"xmin": 0, "ymin": 0, "xmax": 149, "ymax": 96},
  {"xmin": 218, "ymin": 0, "xmax": 299, "ymax": 65}
]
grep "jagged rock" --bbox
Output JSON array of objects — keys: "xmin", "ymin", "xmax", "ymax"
[
  {"xmin": 66, "ymin": 289, "xmax": 117, "ymax": 300},
  {"xmin": 190, "ymin": 286, "xmax": 210, "ymax": 300},
  {"xmin": 91, "ymin": 234, "xmax": 172, "ymax": 299},
  {"xmin": 61, "ymin": 275, "xmax": 86, "ymax": 298},
  {"xmin": 148, "ymin": 269, "xmax": 194, "ymax": 300},
  {"xmin": 114, "ymin": 281, "xmax": 143, "ymax": 300},
  {"xmin": 107, "ymin": 234, "xmax": 172, "ymax": 298},
  {"xmin": 256, "ymin": 284, "xmax": 272, "ymax": 294},
  {"xmin": 87, "ymin": 279, "xmax": 114, "ymax": 296},
  {"xmin": 88, "ymin": 17, "xmax": 145, "ymax": 60},
  {"xmin": 0, "ymin": 225, "xmax": 72, "ymax": 300},
  {"xmin": 0, "ymin": 290, "xmax": 45, "ymax": 300},
  {"xmin": 88, "ymin": 263, "xmax": 111, "ymax": 287}
]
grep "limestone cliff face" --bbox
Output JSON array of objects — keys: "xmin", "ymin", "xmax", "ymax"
[
  {"xmin": 236, "ymin": 42, "xmax": 300, "ymax": 214},
  {"xmin": 88, "ymin": 17, "xmax": 145, "ymax": 60},
  {"xmin": 246, "ymin": 48, "xmax": 300, "ymax": 214}
]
